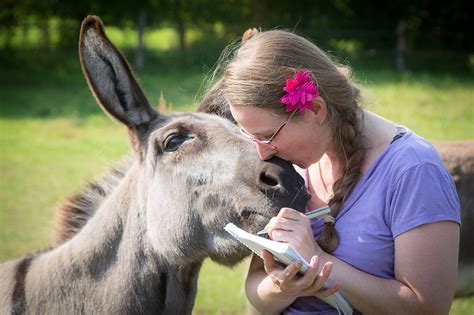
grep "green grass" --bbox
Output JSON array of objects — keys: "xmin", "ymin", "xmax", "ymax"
[
  {"xmin": 362, "ymin": 71, "xmax": 474, "ymax": 140},
  {"xmin": 0, "ymin": 117, "xmax": 129, "ymax": 257},
  {"xmin": 1, "ymin": 33, "xmax": 473, "ymax": 314}
]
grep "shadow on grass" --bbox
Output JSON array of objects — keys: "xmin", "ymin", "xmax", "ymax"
[{"xmin": 0, "ymin": 37, "xmax": 228, "ymax": 119}]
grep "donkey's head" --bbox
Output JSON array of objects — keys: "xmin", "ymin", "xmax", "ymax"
[{"xmin": 79, "ymin": 16, "xmax": 308, "ymax": 266}]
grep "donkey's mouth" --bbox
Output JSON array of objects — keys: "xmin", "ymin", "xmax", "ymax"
[
  {"xmin": 239, "ymin": 207, "xmax": 259, "ymax": 220},
  {"xmin": 238, "ymin": 207, "xmax": 273, "ymax": 234}
]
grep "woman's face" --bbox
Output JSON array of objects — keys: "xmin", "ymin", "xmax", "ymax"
[{"xmin": 230, "ymin": 105, "xmax": 329, "ymax": 168}]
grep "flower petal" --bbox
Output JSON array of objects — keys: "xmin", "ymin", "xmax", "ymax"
[
  {"xmin": 295, "ymin": 71, "xmax": 303, "ymax": 83},
  {"xmin": 289, "ymin": 92, "xmax": 300, "ymax": 105},
  {"xmin": 300, "ymin": 91, "xmax": 306, "ymax": 104},
  {"xmin": 280, "ymin": 70, "xmax": 319, "ymax": 114},
  {"xmin": 284, "ymin": 79, "xmax": 298, "ymax": 91},
  {"xmin": 280, "ymin": 94, "xmax": 290, "ymax": 105}
]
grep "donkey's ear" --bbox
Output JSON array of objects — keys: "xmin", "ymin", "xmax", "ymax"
[{"xmin": 79, "ymin": 16, "xmax": 158, "ymax": 129}]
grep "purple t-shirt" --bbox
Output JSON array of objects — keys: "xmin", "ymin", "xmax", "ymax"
[{"xmin": 284, "ymin": 129, "xmax": 461, "ymax": 315}]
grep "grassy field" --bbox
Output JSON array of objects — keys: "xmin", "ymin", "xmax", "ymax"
[{"xmin": 1, "ymin": 27, "xmax": 473, "ymax": 313}]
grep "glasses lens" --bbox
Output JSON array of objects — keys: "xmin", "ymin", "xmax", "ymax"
[
  {"xmin": 240, "ymin": 128, "xmax": 271, "ymax": 144},
  {"xmin": 239, "ymin": 109, "xmax": 296, "ymax": 145}
]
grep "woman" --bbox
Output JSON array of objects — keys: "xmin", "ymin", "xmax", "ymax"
[{"xmin": 212, "ymin": 29, "xmax": 461, "ymax": 314}]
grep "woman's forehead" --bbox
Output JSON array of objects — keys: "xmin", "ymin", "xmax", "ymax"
[
  {"xmin": 229, "ymin": 105, "xmax": 283, "ymax": 121},
  {"xmin": 230, "ymin": 106, "xmax": 282, "ymax": 132}
]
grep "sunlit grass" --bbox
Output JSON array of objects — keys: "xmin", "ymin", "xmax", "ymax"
[{"xmin": 361, "ymin": 72, "xmax": 474, "ymax": 140}]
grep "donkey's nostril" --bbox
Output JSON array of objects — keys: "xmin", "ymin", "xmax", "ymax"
[
  {"xmin": 259, "ymin": 171, "xmax": 279, "ymax": 187},
  {"xmin": 241, "ymin": 208, "xmax": 252, "ymax": 219}
]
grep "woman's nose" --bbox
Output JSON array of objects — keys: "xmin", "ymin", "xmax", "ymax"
[{"xmin": 255, "ymin": 143, "xmax": 276, "ymax": 161}]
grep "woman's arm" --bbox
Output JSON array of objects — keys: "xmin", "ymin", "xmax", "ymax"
[
  {"xmin": 245, "ymin": 254, "xmax": 295, "ymax": 314},
  {"xmin": 320, "ymin": 220, "xmax": 459, "ymax": 314}
]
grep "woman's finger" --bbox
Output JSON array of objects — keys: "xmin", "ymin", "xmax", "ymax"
[
  {"xmin": 262, "ymin": 250, "xmax": 302, "ymax": 290},
  {"xmin": 281, "ymin": 260, "xmax": 303, "ymax": 283},
  {"xmin": 312, "ymin": 261, "xmax": 333, "ymax": 290},
  {"xmin": 277, "ymin": 207, "xmax": 308, "ymax": 221},
  {"xmin": 270, "ymin": 229, "xmax": 298, "ymax": 243},
  {"xmin": 266, "ymin": 217, "xmax": 297, "ymax": 236},
  {"xmin": 261, "ymin": 250, "xmax": 281, "ymax": 274},
  {"xmin": 295, "ymin": 255, "xmax": 320, "ymax": 290}
]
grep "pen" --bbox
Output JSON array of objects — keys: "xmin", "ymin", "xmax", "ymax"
[{"xmin": 256, "ymin": 205, "xmax": 331, "ymax": 238}]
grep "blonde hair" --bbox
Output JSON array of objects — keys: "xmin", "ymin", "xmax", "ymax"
[{"xmin": 215, "ymin": 29, "xmax": 365, "ymax": 253}]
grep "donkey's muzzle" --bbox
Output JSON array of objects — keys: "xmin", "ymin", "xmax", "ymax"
[{"xmin": 256, "ymin": 157, "xmax": 309, "ymax": 212}]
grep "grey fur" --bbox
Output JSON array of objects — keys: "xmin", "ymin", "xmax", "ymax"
[{"xmin": 0, "ymin": 16, "xmax": 308, "ymax": 314}]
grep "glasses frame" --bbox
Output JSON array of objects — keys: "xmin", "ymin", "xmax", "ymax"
[{"xmin": 240, "ymin": 109, "xmax": 298, "ymax": 145}]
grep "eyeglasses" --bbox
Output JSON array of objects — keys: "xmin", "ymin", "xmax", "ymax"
[{"xmin": 239, "ymin": 109, "xmax": 297, "ymax": 145}]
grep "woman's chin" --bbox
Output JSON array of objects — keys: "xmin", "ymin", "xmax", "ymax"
[
  {"xmin": 286, "ymin": 157, "xmax": 310, "ymax": 169},
  {"xmin": 293, "ymin": 161, "xmax": 309, "ymax": 169}
]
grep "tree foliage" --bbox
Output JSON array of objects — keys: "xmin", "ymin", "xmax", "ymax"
[{"xmin": 0, "ymin": 0, "xmax": 470, "ymax": 53}]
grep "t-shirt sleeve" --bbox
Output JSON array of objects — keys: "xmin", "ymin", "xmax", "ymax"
[{"xmin": 388, "ymin": 163, "xmax": 461, "ymax": 238}]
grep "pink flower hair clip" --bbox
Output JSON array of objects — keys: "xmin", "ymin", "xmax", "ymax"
[{"xmin": 279, "ymin": 70, "xmax": 319, "ymax": 115}]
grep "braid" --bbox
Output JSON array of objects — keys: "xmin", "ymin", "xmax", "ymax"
[{"xmin": 317, "ymin": 100, "xmax": 365, "ymax": 253}]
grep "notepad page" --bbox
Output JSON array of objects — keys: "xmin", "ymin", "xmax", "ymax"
[{"xmin": 224, "ymin": 223, "xmax": 303, "ymax": 268}]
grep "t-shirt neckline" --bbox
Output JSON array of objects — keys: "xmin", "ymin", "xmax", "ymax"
[{"xmin": 304, "ymin": 126, "xmax": 411, "ymax": 218}]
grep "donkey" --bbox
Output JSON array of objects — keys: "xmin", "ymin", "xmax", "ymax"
[
  {"xmin": 433, "ymin": 140, "xmax": 474, "ymax": 296},
  {"xmin": 0, "ymin": 16, "xmax": 308, "ymax": 314}
]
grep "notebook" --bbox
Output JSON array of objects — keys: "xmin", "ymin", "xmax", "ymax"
[{"xmin": 224, "ymin": 223, "xmax": 353, "ymax": 315}]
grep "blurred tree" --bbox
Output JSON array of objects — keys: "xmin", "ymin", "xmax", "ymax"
[
  {"xmin": 242, "ymin": 0, "xmax": 471, "ymax": 70},
  {"xmin": 0, "ymin": 0, "xmax": 23, "ymax": 50},
  {"xmin": 1, "ymin": 0, "xmax": 470, "ymax": 70}
]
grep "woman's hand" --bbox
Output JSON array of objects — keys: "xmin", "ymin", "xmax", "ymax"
[
  {"xmin": 261, "ymin": 250, "xmax": 340, "ymax": 298},
  {"xmin": 261, "ymin": 207, "xmax": 339, "ymax": 298},
  {"xmin": 265, "ymin": 207, "xmax": 322, "ymax": 261}
]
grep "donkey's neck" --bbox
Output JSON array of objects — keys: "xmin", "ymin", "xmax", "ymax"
[{"xmin": 26, "ymin": 164, "xmax": 204, "ymax": 314}]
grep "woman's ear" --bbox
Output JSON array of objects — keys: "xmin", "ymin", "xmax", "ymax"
[{"xmin": 310, "ymin": 96, "xmax": 328, "ymax": 125}]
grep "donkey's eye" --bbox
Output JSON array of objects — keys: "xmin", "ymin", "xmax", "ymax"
[{"xmin": 164, "ymin": 134, "xmax": 192, "ymax": 152}]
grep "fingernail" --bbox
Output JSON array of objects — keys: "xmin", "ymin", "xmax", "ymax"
[{"xmin": 324, "ymin": 262, "xmax": 332, "ymax": 271}]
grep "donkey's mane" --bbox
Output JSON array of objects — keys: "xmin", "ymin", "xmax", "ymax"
[{"xmin": 54, "ymin": 157, "xmax": 132, "ymax": 244}]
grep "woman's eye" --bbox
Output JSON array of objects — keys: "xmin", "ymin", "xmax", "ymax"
[{"xmin": 164, "ymin": 134, "xmax": 192, "ymax": 152}]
